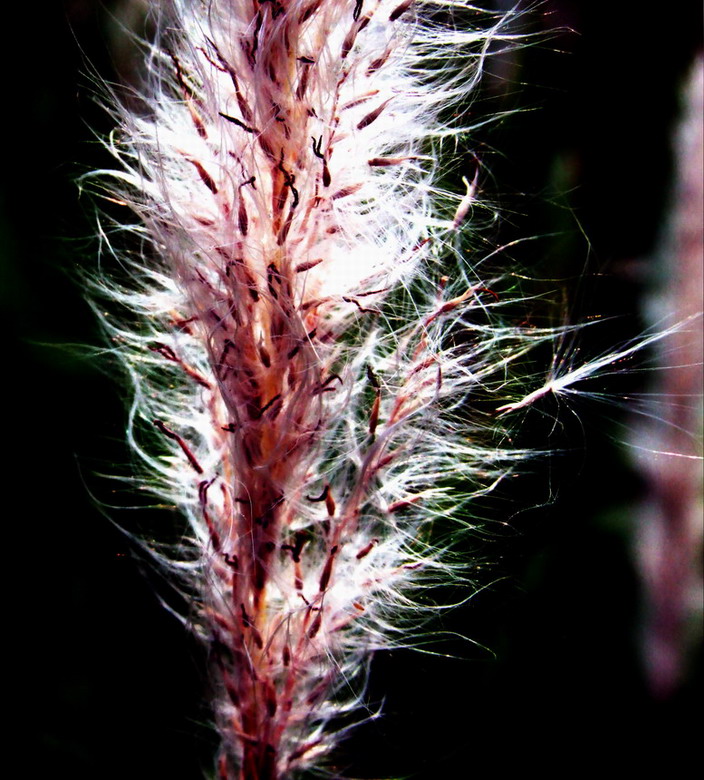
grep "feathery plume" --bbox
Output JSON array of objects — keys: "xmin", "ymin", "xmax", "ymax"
[
  {"xmin": 630, "ymin": 54, "xmax": 704, "ymax": 699},
  {"xmin": 83, "ymin": 1, "xmax": 581, "ymax": 777}
]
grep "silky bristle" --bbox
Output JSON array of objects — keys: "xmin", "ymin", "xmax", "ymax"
[{"xmin": 86, "ymin": 2, "xmax": 561, "ymax": 778}]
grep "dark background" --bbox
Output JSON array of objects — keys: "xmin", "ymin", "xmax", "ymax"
[{"xmin": 4, "ymin": 1, "xmax": 701, "ymax": 777}]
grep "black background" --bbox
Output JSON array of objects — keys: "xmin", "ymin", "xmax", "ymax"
[{"xmin": 4, "ymin": 1, "xmax": 701, "ymax": 777}]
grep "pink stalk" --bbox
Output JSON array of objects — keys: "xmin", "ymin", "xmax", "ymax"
[
  {"xmin": 631, "ymin": 54, "xmax": 704, "ymax": 699},
  {"xmin": 81, "ymin": 0, "xmax": 665, "ymax": 776}
]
